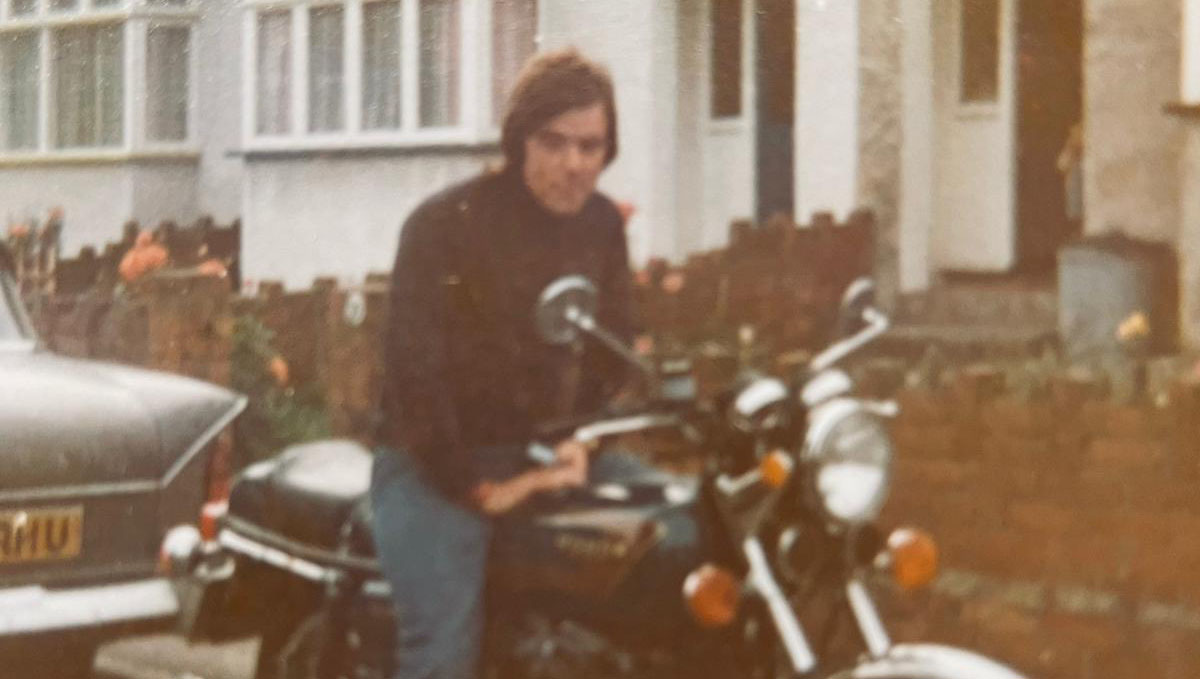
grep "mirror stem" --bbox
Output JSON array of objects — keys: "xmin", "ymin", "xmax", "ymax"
[{"xmin": 571, "ymin": 313, "xmax": 658, "ymax": 384}]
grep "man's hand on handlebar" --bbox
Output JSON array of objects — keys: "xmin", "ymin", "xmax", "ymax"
[
  {"xmin": 550, "ymin": 438, "xmax": 589, "ymax": 488},
  {"xmin": 472, "ymin": 438, "xmax": 592, "ymax": 515}
]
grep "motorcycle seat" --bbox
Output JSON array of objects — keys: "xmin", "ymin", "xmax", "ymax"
[
  {"xmin": 227, "ymin": 439, "xmax": 373, "ymax": 554},
  {"xmin": 226, "ymin": 444, "xmax": 697, "ymax": 566}
]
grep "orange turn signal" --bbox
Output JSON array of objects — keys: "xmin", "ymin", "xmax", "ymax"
[
  {"xmin": 683, "ymin": 564, "xmax": 741, "ymax": 627},
  {"xmin": 887, "ymin": 527, "xmax": 938, "ymax": 591},
  {"xmin": 759, "ymin": 450, "xmax": 794, "ymax": 489}
]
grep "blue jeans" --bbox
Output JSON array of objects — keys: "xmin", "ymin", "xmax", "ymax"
[{"xmin": 369, "ymin": 448, "xmax": 493, "ymax": 679}]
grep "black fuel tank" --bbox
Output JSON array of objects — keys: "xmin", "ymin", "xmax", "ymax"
[{"xmin": 489, "ymin": 453, "xmax": 712, "ymax": 642}]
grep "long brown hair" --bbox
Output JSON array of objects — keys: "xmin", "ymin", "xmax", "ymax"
[{"xmin": 500, "ymin": 48, "xmax": 619, "ymax": 171}]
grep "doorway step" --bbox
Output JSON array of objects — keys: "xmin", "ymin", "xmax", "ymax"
[{"xmin": 876, "ymin": 271, "xmax": 1059, "ymax": 363}]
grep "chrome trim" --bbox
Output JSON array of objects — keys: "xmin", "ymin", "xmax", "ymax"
[
  {"xmin": 363, "ymin": 579, "xmax": 392, "ymax": 599},
  {"xmin": 811, "ymin": 307, "xmax": 889, "ymax": 372},
  {"xmin": 743, "ymin": 538, "xmax": 816, "ymax": 674},
  {"xmin": 218, "ymin": 529, "xmax": 338, "ymax": 584},
  {"xmin": 716, "ymin": 467, "xmax": 765, "ymax": 497},
  {"xmin": 0, "ymin": 395, "xmax": 247, "ymax": 504},
  {"xmin": 573, "ymin": 414, "xmax": 679, "ymax": 444},
  {"xmin": 732, "ymin": 378, "xmax": 789, "ymax": 422},
  {"xmin": 161, "ymin": 394, "xmax": 248, "ymax": 487},
  {"xmin": 0, "ymin": 480, "xmax": 160, "ymax": 503},
  {"xmin": 220, "ymin": 515, "xmax": 380, "ymax": 573},
  {"xmin": 0, "ymin": 578, "xmax": 177, "ymax": 635},
  {"xmin": 846, "ymin": 578, "xmax": 891, "ymax": 658},
  {"xmin": 801, "ymin": 369, "xmax": 853, "ymax": 408},
  {"xmin": 830, "ymin": 643, "xmax": 1027, "ymax": 679}
]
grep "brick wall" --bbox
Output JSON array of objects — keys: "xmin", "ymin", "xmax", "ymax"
[
  {"xmin": 234, "ymin": 277, "xmax": 389, "ymax": 436},
  {"xmin": 33, "ymin": 271, "xmax": 233, "ymax": 387},
  {"xmin": 637, "ymin": 210, "xmax": 875, "ymax": 351},
  {"xmin": 879, "ymin": 368, "xmax": 1200, "ymax": 678}
]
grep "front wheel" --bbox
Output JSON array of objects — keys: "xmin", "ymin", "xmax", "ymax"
[
  {"xmin": 826, "ymin": 643, "xmax": 1027, "ymax": 679},
  {"xmin": 273, "ymin": 611, "xmax": 331, "ymax": 679}
]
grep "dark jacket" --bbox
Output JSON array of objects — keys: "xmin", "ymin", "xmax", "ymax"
[{"xmin": 377, "ymin": 168, "xmax": 635, "ymax": 502}]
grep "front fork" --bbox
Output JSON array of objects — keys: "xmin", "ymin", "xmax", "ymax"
[{"xmin": 744, "ymin": 537, "xmax": 893, "ymax": 677}]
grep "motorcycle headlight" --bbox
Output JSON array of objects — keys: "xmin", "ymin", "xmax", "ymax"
[{"xmin": 803, "ymin": 399, "xmax": 893, "ymax": 525}]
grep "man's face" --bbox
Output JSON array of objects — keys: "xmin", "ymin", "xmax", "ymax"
[{"xmin": 522, "ymin": 103, "xmax": 609, "ymax": 216}]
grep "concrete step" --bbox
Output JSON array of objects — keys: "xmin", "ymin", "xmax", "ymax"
[
  {"xmin": 873, "ymin": 321, "xmax": 1058, "ymax": 363},
  {"xmin": 897, "ymin": 280, "xmax": 1058, "ymax": 329}
]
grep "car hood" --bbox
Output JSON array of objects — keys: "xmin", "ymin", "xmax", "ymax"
[{"xmin": 0, "ymin": 351, "xmax": 246, "ymax": 493}]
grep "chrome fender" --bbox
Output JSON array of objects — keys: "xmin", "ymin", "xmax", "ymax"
[{"xmin": 831, "ymin": 643, "xmax": 1027, "ymax": 679}]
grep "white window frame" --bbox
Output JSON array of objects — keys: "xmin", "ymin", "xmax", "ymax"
[
  {"xmin": 704, "ymin": 0, "xmax": 754, "ymax": 136},
  {"xmin": 242, "ymin": 0, "xmax": 533, "ymax": 152},
  {"xmin": 0, "ymin": 0, "xmax": 199, "ymax": 163},
  {"xmin": 953, "ymin": 0, "xmax": 1006, "ymax": 120},
  {"xmin": 1185, "ymin": 0, "xmax": 1200, "ymax": 103}
]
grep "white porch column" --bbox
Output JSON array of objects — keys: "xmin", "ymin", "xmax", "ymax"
[
  {"xmin": 1178, "ymin": 0, "xmax": 1200, "ymax": 345},
  {"xmin": 898, "ymin": 0, "xmax": 933, "ymax": 292},
  {"xmin": 1184, "ymin": 0, "xmax": 1200, "ymax": 102},
  {"xmin": 794, "ymin": 0, "xmax": 859, "ymax": 221}
]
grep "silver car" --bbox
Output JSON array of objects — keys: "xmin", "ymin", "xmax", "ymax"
[{"xmin": 0, "ymin": 243, "xmax": 244, "ymax": 677}]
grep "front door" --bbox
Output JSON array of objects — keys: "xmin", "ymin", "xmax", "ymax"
[
  {"xmin": 932, "ymin": 0, "xmax": 1017, "ymax": 272},
  {"xmin": 1015, "ymin": 0, "xmax": 1083, "ymax": 273},
  {"xmin": 754, "ymin": 0, "xmax": 795, "ymax": 223}
]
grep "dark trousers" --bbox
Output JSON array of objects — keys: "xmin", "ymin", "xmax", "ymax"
[{"xmin": 369, "ymin": 448, "xmax": 492, "ymax": 679}]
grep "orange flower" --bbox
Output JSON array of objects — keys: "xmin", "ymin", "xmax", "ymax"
[
  {"xmin": 1116, "ymin": 311, "xmax": 1150, "ymax": 344},
  {"xmin": 661, "ymin": 271, "xmax": 685, "ymax": 294},
  {"xmin": 196, "ymin": 259, "xmax": 228, "ymax": 278},
  {"xmin": 616, "ymin": 201, "xmax": 637, "ymax": 225},
  {"xmin": 118, "ymin": 231, "xmax": 168, "ymax": 283},
  {"xmin": 634, "ymin": 334, "xmax": 655, "ymax": 357},
  {"xmin": 268, "ymin": 355, "xmax": 290, "ymax": 387}
]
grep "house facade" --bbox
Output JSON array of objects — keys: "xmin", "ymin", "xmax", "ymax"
[
  {"xmin": 0, "ymin": 0, "xmax": 861, "ymax": 288},
  {"xmin": 859, "ymin": 0, "xmax": 1200, "ymax": 344},
  {"xmin": 3, "ymin": 0, "xmax": 1200, "ymax": 342}
]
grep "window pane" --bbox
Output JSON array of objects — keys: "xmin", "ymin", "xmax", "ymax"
[
  {"xmin": 419, "ymin": 0, "xmax": 459, "ymax": 128},
  {"xmin": 11, "ymin": 0, "xmax": 37, "ymax": 16},
  {"xmin": 145, "ymin": 0, "xmax": 189, "ymax": 6},
  {"xmin": 1, "ymin": 32, "xmax": 39, "ymax": 151},
  {"xmin": 97, "ymin": 24, "xmax": 123, "ymax": 145},
  {"xmin": 362, "ymin": 0, "xmax": 401, "ymax": 130},
  {"xmin": 50, "ymin": 0, "xmax": 78, "ymax": 11},
  {"xmin": 256, "ymin": 10, "xmax": 291, "ymax": 135},
  {"xmin": 491, "ymin": 0, "xmax": 536, "ymax": 124},
  {"xmin": 147, "ymin": 26, "xmax": 190, "ymax": 142},
  {"xmin": 308, "ymin": 5, "xmax": 344, "ymax": 132},
  {"xmin": 710, "ymin": 0, "xmax": 742, "ymax": 118},
  {"xmin": 53, "ymin": 24, "xmax": 125, "ymax": 148},
  {"xmin": 961, "ymin": 0, "xmax": 1000, "ymax": 103},
  {"xmin": 94, "ymin": 0, "xmax": 124, "ymax": 7}
]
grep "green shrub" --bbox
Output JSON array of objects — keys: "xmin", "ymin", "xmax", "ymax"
[{"xmin": 231, "ymin": 314, "xmax": 332, "ymax": 466}]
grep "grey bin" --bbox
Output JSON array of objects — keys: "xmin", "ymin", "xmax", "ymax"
[{"xmin": 1057, "ymin": 234, "xmax": 1178, "ymax": 360}]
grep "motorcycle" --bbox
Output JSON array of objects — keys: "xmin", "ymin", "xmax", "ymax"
[{"xmin": 161, "ymin": 275, "xmax": 1027, "ymax": 679}]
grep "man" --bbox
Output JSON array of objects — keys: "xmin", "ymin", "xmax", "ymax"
[{"xmin": 371, "ymin": 49, "xmax": 634, "ymax": 679}]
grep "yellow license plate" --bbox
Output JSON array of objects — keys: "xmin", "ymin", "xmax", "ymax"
[{"xmin": 0, "ymin": 506, "xmax": 83, "ymax": 564}]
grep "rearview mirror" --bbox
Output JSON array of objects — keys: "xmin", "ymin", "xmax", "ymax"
[
  {"xmin": 535, "ymin": 275, "xmax": 597, "ymax": 345},
  {"xmin": 835, "ymin": 278, "xmax": 876, "ymax": 339},
  {"xmin": 535, "ymin": 275, "xmax": 656, "ymax": 384}
]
